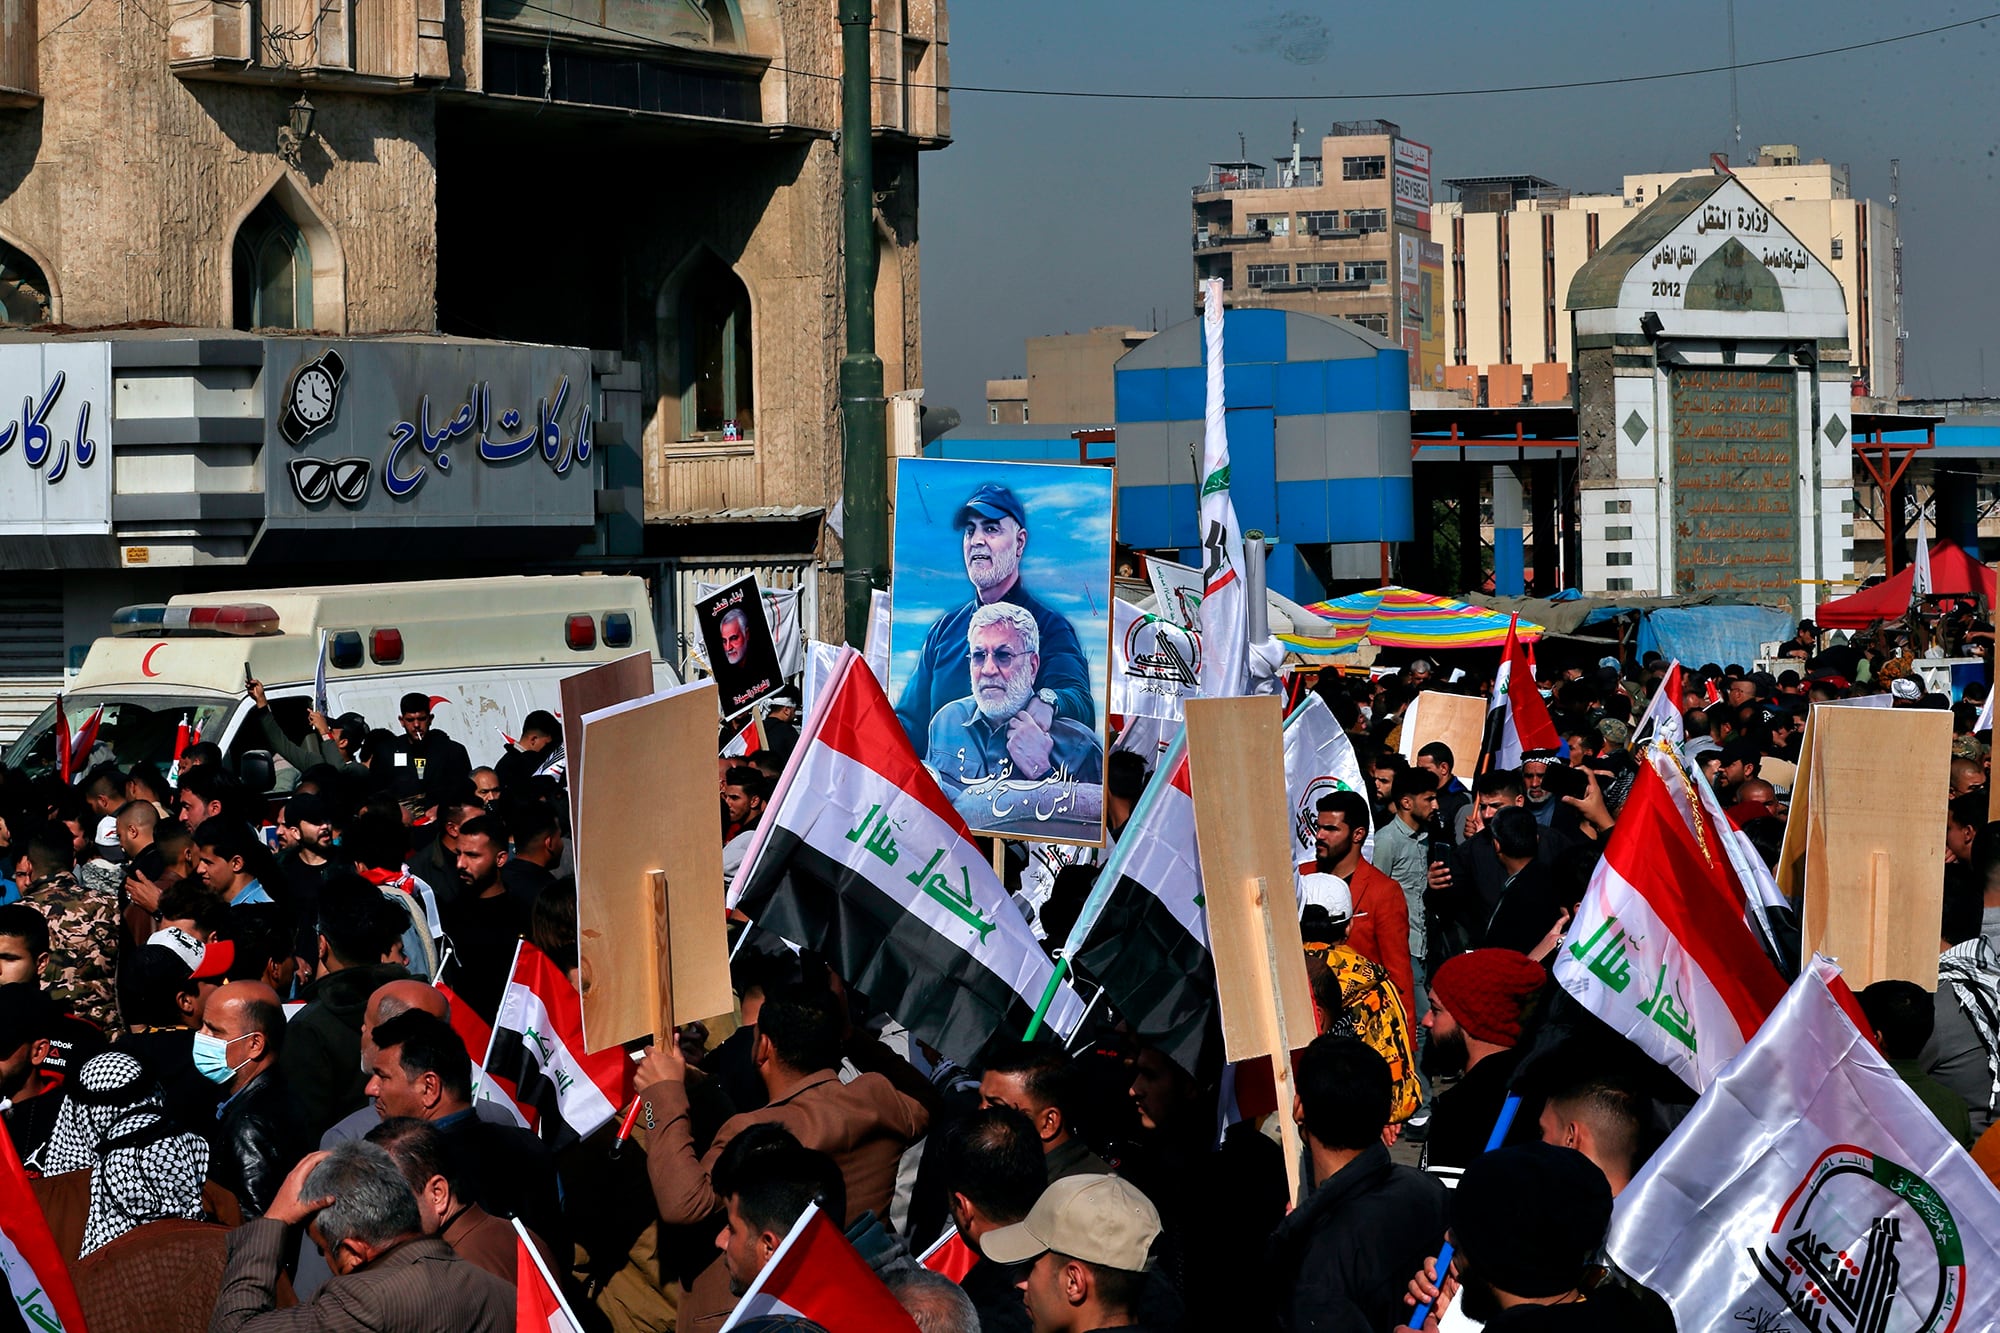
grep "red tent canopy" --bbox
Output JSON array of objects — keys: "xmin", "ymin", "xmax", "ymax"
[{"xmin": 1814, "ymin": 541, "xmax": 1996, "ymax": 629}]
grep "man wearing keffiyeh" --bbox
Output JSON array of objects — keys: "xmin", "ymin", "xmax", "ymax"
[{"xmin": 33, "ymin": 1051, "xmax": 209, "ymax": 1256}]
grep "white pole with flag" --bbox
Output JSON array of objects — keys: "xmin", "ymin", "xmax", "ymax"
[
  {"xmin": 1197, "ymin": 279, "xmax": 1249, "ymax": 701},
  {"xmin": 313, "ymin": 629, "xmax": 330, "ymax": 717},
  {"xmin": 1629, "ymin": 660, "xmax": 1686, "ymax": 749},
  {"xmin": 1914, "ymin": 512, "xmax": 1935, "ymax": 600}
]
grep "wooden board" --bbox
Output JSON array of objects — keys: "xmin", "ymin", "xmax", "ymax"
[
  {"xmin": 559, "ymin": 651, "xmax": 656, "ymax": 835},
  {"xmin": 1772, "ymin": 704, "xmax": 1818, "ymax": 899},
  {"xmin": 1796, "ymin": 706, "xmax": 1950, "ymax": 990},
  {"xmin": 575, "ymin": 682, "xmax": 736, "ymax": 1053},
  {"xmin": 1184, "ymin": 696, "xmax": 1317, "ymax": 1063},
  {"xmin": 1399, "ymin": 690, "xmax": 1488, "ymax": 774}
]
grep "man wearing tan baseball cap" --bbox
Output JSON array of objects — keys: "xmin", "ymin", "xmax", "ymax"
[{"xmin": 981, "ymin": 1173, "xmax": 1165, "ymax": 1333}]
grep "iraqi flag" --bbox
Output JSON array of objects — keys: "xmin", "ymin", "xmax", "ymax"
[
  {"xmin": 516, "ymin": 1216, "xmax": 586, "ymax": 1333},
  {"xmin": 917, "ymin": 1228, "xmax": 979, "ymax": 1282},
  {"xmin": 1978, "ymin": 687, "xmax": 1995, "ymax": 736},
  {"xmin": 0, "ymin": 1121, "xmax": 87, "ymax": 1333},
  {"xmin": 1552, "ymin": 751, "xmax": 1788, "ymax": 1091},
  {"xmin": 1482, "ymin": 615, "xmax": 1559, "ymax": 771},
  {"xmin": 1630, "ymin": 660, "xmax": 1686, "ymax": 749},
  {"xmin": 1065, "ymin": 730, "xmax": 1214, "ymax": 1077},
  {"xmin": 724, "ymin": 717, "xmax": 766, "ymax": 759},
  {"xmin": 721, "ymin": 1203, "xmax": 919, "ymax": 1332},
  {"xmin": 483, "ymin": 940, "xmax": 630, "ymax": 1146},
  {"xmin": 729, "ymin": 648, "xmax": 1084, "ymax": 1065},
  {"xmin": 1609, "ymin": 955, "xmax": 2000, "ymax": 1333},
  {"xmin": 1284, "ymin": 692, "xmax": 1371, "ymax": 870}
]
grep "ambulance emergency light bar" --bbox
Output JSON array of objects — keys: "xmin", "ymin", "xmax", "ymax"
[{"xmin": 110, "ymin": 603, "xmax": 283, "ymax": 637}]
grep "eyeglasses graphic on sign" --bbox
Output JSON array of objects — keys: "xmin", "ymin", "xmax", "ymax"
[{"xmin": 288, "ymin": 456, "xmax": 371, "ymax": 506}]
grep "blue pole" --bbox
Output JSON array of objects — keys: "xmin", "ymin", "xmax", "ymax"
[{"xmin": 1407, "ymin": 1093, "xmax": 1522, "ymax": 1328}]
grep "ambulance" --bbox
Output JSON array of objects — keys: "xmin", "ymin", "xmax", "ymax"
[{"xmin": 3, "ymin": 575, "xmax": 677, "ymax": 786}]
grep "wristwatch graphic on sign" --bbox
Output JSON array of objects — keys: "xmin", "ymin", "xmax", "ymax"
[{"xmin": 280, "ymin": 348, "xmax": 347, "ymax": 446}]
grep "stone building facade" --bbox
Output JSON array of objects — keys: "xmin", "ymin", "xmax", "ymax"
[{"xmin": 0, "ymin": 0, "xmax": 948, "ymax": 686}]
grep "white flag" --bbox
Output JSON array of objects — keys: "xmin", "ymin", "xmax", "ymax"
[
  {"xmin": 1611, "ymin": 954, "xmax": 2000, "ymax": 1333},
  {"xmin": 1914, "ymin": 517, "xmax": 1934, "ymax": 599},
  {"xmin": 1631, "ymin": 660, "xmax": 1685, "ymax": 749},
  {"xmin": 1112, "ymin": 599, "xmax": 1198, "ymax": 722},
  {"xmin": 1196, "ymin": 280, "xmax": 1248, "ymax": 700},
  {"xmin": 1283, "ymin": 693, "xmax": 1372, "ymax": 869}
]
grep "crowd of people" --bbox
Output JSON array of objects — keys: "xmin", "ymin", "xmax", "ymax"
[{"xmin": 3, "ymin": 632, "xmax": 1997, "ymax": 1333}]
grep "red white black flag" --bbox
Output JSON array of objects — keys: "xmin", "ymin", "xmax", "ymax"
[
  {"xmin": 729, "ymin": 648, "xmax": 1083, "ymax": 1065},
  {"xmin": 482, "ymin": 940, "xmax": 631, "ymax": 1147},
  {"xmin": 720, "ymin": 1203, "xmax": 919, "ymax": 1332}
]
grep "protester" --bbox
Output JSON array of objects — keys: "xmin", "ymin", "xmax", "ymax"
[
  {"xmin": 202, "ymin": 979, "xmax": 306, "ymax": 1216},
  {"xmin": 437, "ymin": 814, "xmax": 526, "ymax": 1021},
  {"xmin": 0, "ymin": 981, "xmax": 66, "ymax": 1162},
  {"xmin": 284, "ymin": 875, "xmax": 411, "ymax": 1139},
  {"xmin": 14, "ymin": 825, "xmax": 120, "ymax": 1030},
  {"xmin": 936, "ymin": 1106, "xmax": 1048, "ymax": 1333},
  {"xmin": 1312, "ymin": 789, "xmax": 1414, "ymax": 1018},
  {"xmin": 637, "ymin": 981, "xmax": 929, "ymax": 1333},
  {"xmin": 982, "ymin": 1173, "xmax": 1164, "ymax": 1333},
  {"xmin": 370, "ymin": 692, "xmax": 475, "ymax": 800},
  {"xmin": 1298, "ymin": 879, "xmax": 1421, "ymax": 1124},
  {"xmin": 498, "ymin": 802, "xmax": 565, "ymax": 904},
  {"xmin": 979, "ymin": 1043, "xmax": 1112, "ymax": 1180},
  {"xmin": 1265, "ymin": 1036, "xmax": 1444, "ymax": 1332},
  {"xmin": 1419, "ymin": 949, "xmax": 1545, "ymax": 1172},
  {"xmin": 710, "ymin": 1127, "xmax": 847, "ymax": 1297},
  {"xmin": 1930, "ymin": 883, "xmax": 2000, "ymax": 1136},
  {"xmin": 1400, "ymin": 1142, "xmax": 1645, "ymax": 1330},
  {"xmin": 211, "ymin": 1142, "xmax": 515, "ymax": 1332},
  {"xmin": 367, "ymin": 1115, "xmax": 555, "ymax": 1284},
  {"xmin": 1859, "ymin": 978, "xmax": 1976, "ymax": 1146}
]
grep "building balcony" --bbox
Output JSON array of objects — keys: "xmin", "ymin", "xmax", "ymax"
[
  {"xmin": 1259, "ymin": 279, "xmax": 1374, "ymax": 294},
  {"xmin": 1192, "ymin": 231, "xmax": 1276, "ymax": 251},
  {"xmin": 168, "ymin": 0, "xmax": 449, "ymax": 89}
]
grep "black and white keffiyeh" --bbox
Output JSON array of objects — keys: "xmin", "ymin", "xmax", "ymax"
[
  {"xmin": 30, "ymin": 1051, "xmax": 208, "ymax": 1255},
  {"xmin": 1940, "ymin": 936, "xmax": 2000, "ymax": 1117}
]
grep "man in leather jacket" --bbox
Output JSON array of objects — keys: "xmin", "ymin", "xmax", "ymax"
[{"xmin": 202, "ymin": 980, "xmax": 307, "ymax": 1216}]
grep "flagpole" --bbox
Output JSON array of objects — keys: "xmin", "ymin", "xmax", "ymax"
[
  {"xmin": 512, "ymin": 1215, "xmax": 587, "ymax": 1333},
  {"xmin": 1021, "ymin": 954, "xmax": 1071, "ymax": 1042}
]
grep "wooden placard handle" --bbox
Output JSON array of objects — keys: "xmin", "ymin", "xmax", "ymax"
[
  {"xmin": 650, "ymin": 869, "xmax": 673, "ymax": 1044},
  {"xmin": 1252, "ymin": 875, "xmax": 1306, "ymax": 1206}
]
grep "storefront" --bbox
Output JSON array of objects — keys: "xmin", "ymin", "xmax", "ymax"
[{"xmin": 0, "ymin": 330, "xmax": 657, "ymax": 738}]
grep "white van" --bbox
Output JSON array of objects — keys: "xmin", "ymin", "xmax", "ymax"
[{"xmin": 4, "ymin": 575, "xmax": 677, "ymax": 786}]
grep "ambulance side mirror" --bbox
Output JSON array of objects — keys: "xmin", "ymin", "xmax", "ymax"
[{"xmin": 237, "ymin": 750, "xmax": 276, "ymax": 795}]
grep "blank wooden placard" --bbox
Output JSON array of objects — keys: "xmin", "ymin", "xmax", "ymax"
[
  {"xmin": 575, "ymin": 682, "xmax": 736, "ymax": 1053},
  {"xmin": 1772, "ymin": 705, "xmax": 1819, "ymax": 899},
  {"xmin": 559, "ymin": 651, "xmax": 656, "ymax": 836},
  {"xmin": 1400, "ymin": 691, "xmax": 1488, "ymax": 773},
  {"xmin": 1798, "ymin": 706, "xmax": 1950, "ymax": 990},
  {"xmin": 1184, "ymin": 695, "xmax": 1317, "ymax": 1064}
]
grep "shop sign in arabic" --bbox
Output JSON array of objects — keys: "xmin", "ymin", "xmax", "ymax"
[
  {"xmin": 0, "ymin": 342, "xmax": 113, "ymax": 534},
  {"xmin": 384, "ymin": 377, "xmax": 592, "ymax": 497},
  {"xmin": 1670, "ymin": 367, "xmax": 1798, "ymax": 597}
]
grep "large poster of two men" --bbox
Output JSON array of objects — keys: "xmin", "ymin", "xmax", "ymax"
[{"xmin": 889, "ymin": 458, "xmax": 1115, "ymax": 845}]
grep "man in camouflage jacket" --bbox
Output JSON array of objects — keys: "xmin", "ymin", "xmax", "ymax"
[{"xmin": 14, "ymin": 829, "xmax": 121, "ymax": 1032}]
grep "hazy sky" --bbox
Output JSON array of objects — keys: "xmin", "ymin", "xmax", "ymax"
[{"xmin": 918, "ymin": 1, "xmax": 2000, "ymax": 416}]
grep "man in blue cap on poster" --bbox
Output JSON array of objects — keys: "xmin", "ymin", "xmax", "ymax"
[{"xmin": 894, "ymin": 481, "xmax": 1094, "ymax": 754}]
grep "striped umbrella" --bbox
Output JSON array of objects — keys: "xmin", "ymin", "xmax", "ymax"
[{"xmin": 1280, "ymin": 585, "xmax": 1545, "ymax": 655}]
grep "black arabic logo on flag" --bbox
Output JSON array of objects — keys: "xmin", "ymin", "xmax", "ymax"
[{"xmin": 289, "ymin": 456, "xmax": 372, "ymax": 506}]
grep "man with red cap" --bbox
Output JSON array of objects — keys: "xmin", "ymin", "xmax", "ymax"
[{"xmin": 1418, "ymin": 949, "xmax": 1546, "ymax": 1174}]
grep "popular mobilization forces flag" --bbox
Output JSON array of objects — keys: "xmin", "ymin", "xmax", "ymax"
[
  {"xmin": 1065, "ymin": 730, "xmax": 1213, "ymax": 1077},
  {"xmin": 0, "ymin": 1122, "xmax": 87, "ymax": 1333},
  {"xmin": 730, "ymin": 649, "xmax": 1084, "ymax": 1064},
  {"xmin": 1610, "ymin": 954, "xmax": 2000, "ymax": 1333},
  {"xmin": 483, "ymin": 940, "xmax": 630, "ymax": 1146},
  {"xmin": 1482, "ymin": 615, "xmax": 1559, "ymax": 770},
  {"xmin": 1630, "ymin": 660, "xmax": 1686, "ymax": 748},
  {"xmin": 1284, "ymin": 692, "xmax": 1371, "ymax": 870},
  {"xmin": 1196, "ymin": 279, "xmax": 1250, "ymax": 701},
  {"xmin": 721, "ymin": 1204, "xmax": 919, "ymax": 1332},
  {"xmin": 1552, "ymin": 750, "xmax": 1788, "ymax": 1091}
]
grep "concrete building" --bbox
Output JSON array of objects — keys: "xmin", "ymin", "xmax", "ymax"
[
  {"xmin": 1113, "ymin": 308, "xmax": 1412, "ymax": 600},
  {"xmin": 1434, "ymin": 146, "xmax": 1899, "ymax": 408},
  {"xmin": 983, "ymin": 325, "xmax": 1153, "ymax": 426},
  {"xmin": 1567, "ymin": 173, "xmax": 1855, "ymax": 616},
  {"xmin": 1191, "ymin": 122, "xmax": 1437, "ymax": 382},
  {"xmin": 0, "ymin": 0, "xmax": 950, "ymax": 728}
]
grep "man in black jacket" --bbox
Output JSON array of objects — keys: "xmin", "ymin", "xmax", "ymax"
[
  {"xmin": 202, "ymin": 980, "xmax": 307, "ymax": 1216},
  {"xmin": 370, "ymin": 693, "xmax": 473, "ymax": 800},
  {"xmin": 934, "ymin": 1106, "xmax": 1046, "ymax": 1333},
  {"xmin": 1266, "ymin": 1035, "xmax": 1446, "ymax": 1333}
]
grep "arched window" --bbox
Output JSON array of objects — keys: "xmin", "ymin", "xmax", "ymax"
[
  {"xmin": 232, "ymin": 197, "xmax": 312, "ymax": 330},
  {"xmin": 675, "ymin": 256, "xmax": 753, "ymax": 441},
  {"xmin": 0, "ymin": 240, "xmax": 52, "ymax": 326}
]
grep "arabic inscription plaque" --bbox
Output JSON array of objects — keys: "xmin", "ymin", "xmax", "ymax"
[{"xmin": 1670, "ymin": 366, "xmax": 1799, "ymax": 600}]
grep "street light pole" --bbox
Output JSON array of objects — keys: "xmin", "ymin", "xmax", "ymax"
[{"xmin": 838, "ymin": 0, "xmax": 886, "ymax": 647}]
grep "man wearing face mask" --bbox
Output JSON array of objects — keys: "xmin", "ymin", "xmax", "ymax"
[
  {"xmin": 201, "ymin": 979, "xmax": 308, "ymax": 1217},
  {"xmin": 212, "ymin": 1140, "xmax": 513, "ymax": 1333}
]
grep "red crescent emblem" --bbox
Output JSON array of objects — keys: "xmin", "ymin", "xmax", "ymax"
[{"xmin": 142, "ymin": 644, "xmax": 164, "ymax": 677}]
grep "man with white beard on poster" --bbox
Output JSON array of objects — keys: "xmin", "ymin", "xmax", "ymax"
[{"xmin": 925, "ymin": 603, "xmax": 1102, "ymax": 839}]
